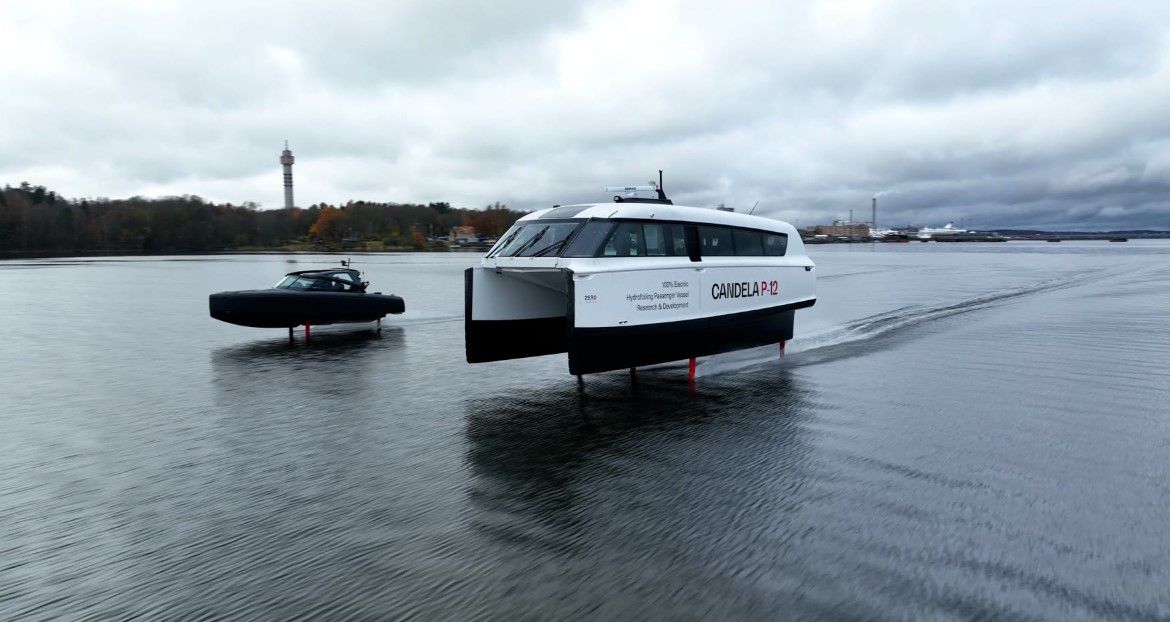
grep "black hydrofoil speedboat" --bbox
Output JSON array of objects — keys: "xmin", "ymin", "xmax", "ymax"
[{"xmin": 209, "ymin": 264, "xmax": 405, "ymax": 328}]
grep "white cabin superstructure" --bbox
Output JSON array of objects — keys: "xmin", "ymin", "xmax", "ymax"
[
  {"xmin": 917, "ymin": 222, "xmax": 967, "ymax": 239},
  {"xmin": 465, "ymin": 200, "xmax": 817, "ymax": 375}
]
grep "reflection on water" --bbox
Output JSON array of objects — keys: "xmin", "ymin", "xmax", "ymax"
[
  {"xmin": 213, "ymin": 326, "xmax": 402, "ymax": 362},
  {"xmin": 459, "ymin": 371, "xmax": 838, "ymax": 617},
  {"xmin": 212, "ymin": 327, "xmax": 404, "ymax": 409}
]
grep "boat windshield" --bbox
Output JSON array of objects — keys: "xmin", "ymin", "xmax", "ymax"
[
  {"xmin": 276, "ymin": 273, "xmax": 355, "ymax": 291},
  {"xmin": 489, "ymin": 222, "xmax": 582, "ymax": 258}
]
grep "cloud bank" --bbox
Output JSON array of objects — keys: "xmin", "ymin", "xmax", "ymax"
[{"xmin": 2, "ymin": 0, "xmax": 1169, "ymax": 229}]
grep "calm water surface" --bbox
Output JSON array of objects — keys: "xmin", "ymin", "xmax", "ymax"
[{"xmin": 2, "ymin": 242, "xmax": 1169, "ymax": 619}]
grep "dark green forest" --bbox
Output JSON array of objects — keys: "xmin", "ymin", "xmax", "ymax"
[{"xmin": 0, "ymin": 182, "xmax": 525, "ymax": 255}]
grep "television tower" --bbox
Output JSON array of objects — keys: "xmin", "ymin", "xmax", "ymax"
[{"xmin": 280, "ymin": 141, "xmax": 295, "ymax": 208}]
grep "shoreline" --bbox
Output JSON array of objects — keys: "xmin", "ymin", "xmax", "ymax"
[
  {"xmin": 0, "ymin": 247, "xmax": 482, "ymax": 260},
  {"xmin": 6, "ymin": 236, "xmax": 1168, "ymax": 260}
]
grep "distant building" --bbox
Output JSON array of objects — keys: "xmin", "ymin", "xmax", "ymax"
[{"xmin": 450, "ymin": 226, "xmax": 477, "ymax": 242}]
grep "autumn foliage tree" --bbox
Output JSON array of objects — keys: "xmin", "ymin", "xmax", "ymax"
[
  {"xmin": 409, "ymin": 226, "xmax": 427, "ymax": 249},
  {"xmin": 308, "ymin": 206, "xmax": 347, "ymax": 243},
  {"xmin": 466, "ymin": 202, "xmax": 518, "ymax": 237}
]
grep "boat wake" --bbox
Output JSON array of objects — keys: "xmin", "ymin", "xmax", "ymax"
[
  {"xmin": 817, "ymin": 268, "xmax": 911, "ymax": 281},
  {"xmin": 389, "ymin": 313, "xmax": 463, "ymax": 326},
  {"xmin": 697, "ymin": 270, "xmax": 1099, "ymax": 377}
]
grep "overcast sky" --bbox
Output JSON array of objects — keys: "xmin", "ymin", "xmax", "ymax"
[{"xmin": 2, "ymin": 0, "xmax": 1169, "ymax": 229}]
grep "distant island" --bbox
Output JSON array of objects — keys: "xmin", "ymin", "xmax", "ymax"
[
  {"xmin": 5, "ymin": 183, "xmax": 1168, "ymax": 257},
  {"xmin": 0, "ymin": 182, "xmax": 526, "ymax": 257}
]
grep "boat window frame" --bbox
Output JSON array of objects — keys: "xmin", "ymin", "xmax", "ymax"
[
  {"xmin": 732, "ymin": 228, "xmax": 765, "ymax": 256},
  {"xmin": 489, "ymin": 217, "xmax": 790, "ymax": 260},
  {"xmin": 486, "ymin": 219, "xmax": 586, "ymax": 258},
  {"xmin": 601, "ymin": 221, "xmax": 648, "ymax": 257},
  {"xmin": 698, "ymin": 225, "xmax": 736, "ymax": 257},
  {"xmin": 276, "ymin": 272, "xmax": 362, "ymax": 292},
  {"xmin": 642, "ymin": 221, "xmax": 667, "ymax": 256},
  {"xmin": 560, "ymin": 219, "xmax": 617, "ymax": 258},
  {"xmin": 685, "ymin": 226, "xmax": 701, "ymax": 262},
  {"xmin": 763, "ymin": 232, "xmax": 788, "ymax": 256},
  {"xmin": 577, "ymin": 218, "xmax": 787, "ymax": 260}
]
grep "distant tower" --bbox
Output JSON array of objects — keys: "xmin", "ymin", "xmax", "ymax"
[
  {"xmin": 872, "ymin": 196, "xmax": 877, "ymax": 228},
  {"xmin": 280, "ymin": 141, "xmax": 295, "ymax": 208}
]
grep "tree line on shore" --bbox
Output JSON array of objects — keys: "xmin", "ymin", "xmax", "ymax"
[{"xmin": 0, "ymin": 182, "xmax": 525, "ymax": 254}]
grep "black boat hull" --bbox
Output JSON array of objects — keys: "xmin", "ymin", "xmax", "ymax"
[
  {"xmin": 567, "ymin": 303, "xmax": 807, "ymax": 375},
  {"xmin": 209, "ymin": 290, "xmax": 405, "ymax": 328}
]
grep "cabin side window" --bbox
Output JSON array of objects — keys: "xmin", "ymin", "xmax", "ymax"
[
  {"xmin": 576, "ymin": 220, "xmax": 785, "ymax": 259},
  {"xmin": 308, "ymin": 276, "xmax": 342, "ymax": 291},
  {"xmin": 669, "ymin": 225, "xmax": 690, "ymax": 256},
  {"xmin": 601, "ymin": 222, "xmax": 646, "ymax": 256},
  {"xmin": 698, "ymin": 226, "xmax": 735, "ymax": 256},
  {"xmin": 732, "ymin": 229, "xmax": 764, "ymax": 256},
  {"xmin": 643, "ymin": 223, "xmax": 689, "ymax": 256},
  {"xmin": 643, "ymin": 223, "xmax": 667, "ymax": 256},
  {"xmin": 595, "ymin": 222, "xmax": 690, "ymax": 258},
  {"xmin": 764, "ymin": 233, "xmax": 788, "ymax": 256},
  {"xmin": 327, "ymin": 272, "xmax": 357, "ymax": 291}
]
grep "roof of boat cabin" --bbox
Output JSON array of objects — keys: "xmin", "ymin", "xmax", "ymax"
[
  {"xmin": 284, "ymin": 267, "xmax": 362, "ymax": 278},
  {"xmin": 519, "ymin": 203, "xmax": 796, "ymax": 234}
]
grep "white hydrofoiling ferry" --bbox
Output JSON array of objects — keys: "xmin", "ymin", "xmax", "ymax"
[{"xmin": 465, "ymin": 177, "xmax": 816, "ymax": 375}]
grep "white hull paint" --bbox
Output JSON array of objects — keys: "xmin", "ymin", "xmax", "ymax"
[{"xmin": 570, "ymin": 260, "xmax": 814, "ymax": 329}]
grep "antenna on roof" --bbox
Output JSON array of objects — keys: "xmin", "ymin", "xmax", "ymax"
[
  {"xmin": 602, "ymin": 170, "xmax": 673, "ymax": 204},
  {"xmin": 749, "ymin": 201, "xmax": 759, "ymax": 215},
  {"xmin": 604, "ymin": 184, "xmax": 656, "ymax": 203}
]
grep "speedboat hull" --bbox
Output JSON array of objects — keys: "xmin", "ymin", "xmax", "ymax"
[{"xmin": 209, "ymin": 290, "xmax": 405, "ymax": 328}]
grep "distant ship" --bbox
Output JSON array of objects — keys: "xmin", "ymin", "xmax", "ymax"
[
  {"xmin": 917, "ymin": 222, "xmax": 967, "ymax": 240},
  {"xmin": 869, "ymin": 228, "xmax": 910, "ymax": 242}
]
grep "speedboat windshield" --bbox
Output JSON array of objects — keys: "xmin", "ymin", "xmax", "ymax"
[
  {"xmin": 276, "ymin": 275, "xmax": 321, "ymax": 290},
  {"xmin": 276, "ymin": 272, "xmax": 357, "ymax": 291}
]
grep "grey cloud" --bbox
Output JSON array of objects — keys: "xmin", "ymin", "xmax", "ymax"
[{"xmin": 1, "ymin": 0, "xmax": 1169, "ymax": 230}]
